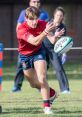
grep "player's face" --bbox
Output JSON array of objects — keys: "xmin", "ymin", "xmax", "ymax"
[
  {"xmin": 26, "ymin": 17, "xmax": 38, "ymax": 28},
  {"xmin": 29, "ymin": 0, "xmax": 41, "ymax": 9},
  {"xmin": 54, "ymin": 10, "xmax": 64, "ymax": 24}
]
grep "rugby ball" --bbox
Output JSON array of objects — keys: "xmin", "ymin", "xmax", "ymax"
[{"xmin": 54, "ymin": 36, "xmax": 73, "ymax": 55}]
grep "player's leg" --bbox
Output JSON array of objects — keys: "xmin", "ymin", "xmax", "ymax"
[
  {"xmin": 34, "ymin": 60, "xmax": 50, "ymax": 100},
  {"xmin": 24, "ymin": 66, "xmax": 57, "ymax": 105},
  {"xmin": 23, "ymin": 66, "xmax": 52, "ymax": 111},
  {"xmin": 34, "ymin": 59, "xmax": 54, "ymax": 114},
  {"xmin": 25, "ymin": 67, "xmax": 57, "ymax": 105},
  {"xmin": 12, "ymin": 54, "xmax": 24, "ymax": 92},
  {"xmin": 46, "ymin": 53, "xmax": 50, "ymax": 70},
  {"xmin": 42, "ymin": 43, "xmax": 50, "ymax": 70},
  {"xmin": 14, "ymin": 67, "xmax": 24, "ymax": 89},
  {"xmin": 24, "ymin": 68, "xmax": 41, "ymax": 89},
  {"xmin": 21, "ymin": 52, "xmax": 56, "ymax": 114},
  {"xmin": 23, "ymin": 66, "xmax": 54, "ymax": 114},
  {"xmin": 49, "ymin": 50, "xmax": 70, "ymax": 92},
  {"xmin": 61, "ymin": 53, "xmax": 67, "ymax": 64}
]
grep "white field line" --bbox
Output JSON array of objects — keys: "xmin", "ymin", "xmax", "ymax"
[
  {"xmin": 3, "ymin": 71, "xmax": 82, "ymax": 76},
  {"xmin": 47, "ymin": 71, "xmax": 82, "ymax": 75},
  {"xmin": 4, "ymin": 47, "xmax": 82, "ymax": 51}
]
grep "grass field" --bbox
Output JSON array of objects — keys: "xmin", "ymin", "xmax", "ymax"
[{"xmin": 0, "ymin": 61, "xmax": 82, "ymax": 117}]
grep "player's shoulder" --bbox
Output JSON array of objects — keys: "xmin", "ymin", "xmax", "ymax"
[
  {"xmin": 16, "ymin": 22, "xmax": 29, "ymax": 37},
  {"xmin": 38, "ymin": 20, "xmax": 47, "ymax": 25},
  {"xmin": 17, "ymin": 22, "xmax": 27, "ymax": 31},
  {"xmin": 38, "ymin": 20, "xmax": 47, "ymax": 28},
  {"xmin": 21, "ymin": 9, "xmax": 25, "ymax": 13},
  {"xmin": 39, "ymin": 9, "xmax": 49, "ymax": 21},
  {"xmin": 40, "ymin": 9, "xmax": 48, "ymax": 15},
  {"xmin": 20, "ymin": 9, "xmax": 26, "ymax": 14}
]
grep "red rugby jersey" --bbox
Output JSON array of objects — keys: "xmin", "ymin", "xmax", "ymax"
[{"xmin": 16, "ymin": 20, "xmax": 47, "ymax": 56}]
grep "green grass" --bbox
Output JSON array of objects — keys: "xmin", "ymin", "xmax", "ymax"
[{"xmin": 0, "ymin": 61, "xmax": 82, "ymax": 117}]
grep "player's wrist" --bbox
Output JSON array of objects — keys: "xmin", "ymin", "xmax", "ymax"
[
  {"xmin": 54, "ymin": 35, "xmax": 59, "ymax": 41},
  {"xmin": 43, "ymin": 29, "xmax": 49, "ymax": 35}
]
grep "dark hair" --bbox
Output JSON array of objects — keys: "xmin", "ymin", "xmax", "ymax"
[
  {"xmin": 28, "ymin": 0, "xmax": 43, "ymax": 4},
  {"xmin": 25, "ymin": 6, "xmax": 40, "ymax": 19},
  {"xmin": 54, "ymin": 6, "xmax": 65, "ymax": 15},
  {"xmin": 27, "ymin": 0, "xmax": 44, "ymax": 3},
  {"xmin": 27, "ymin": 0, "xmax": 44, "ymax": 9}
]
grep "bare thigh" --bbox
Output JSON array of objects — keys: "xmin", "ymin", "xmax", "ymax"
[
  {"xmin": 34, "ymin": 60, "xmax": 47, "ymax": 83},
  {"xmin": 23, "ymin": 68, "xmax": 41, "ymax": 88}
]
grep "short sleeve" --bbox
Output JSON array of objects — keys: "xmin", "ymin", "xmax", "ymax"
[
  {"xmin": 39, "ymin": 10, "xmax": 49, "ymax": 21},
  {"xmin": 16, "ymin": 24, "xmax": 31, "ymax": 42},
  {"xmin": 17, "ymin": 10, "xmax": 26, "ymax": 23}
]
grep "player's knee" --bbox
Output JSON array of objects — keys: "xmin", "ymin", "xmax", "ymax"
[
  {"xmin": 54, "ymin": 66, "xmax": 62, "ymax": 72},
  {"xmin": 30, "ymin": 83, "xmax": 36, "ymax": 88},
  {"xmin": 26, "ymin": 78, "xmax": 35, "ymax": 88},
  {"xmin": 38, "ymin": 75, "xmax": 46, "ymax": 86}
]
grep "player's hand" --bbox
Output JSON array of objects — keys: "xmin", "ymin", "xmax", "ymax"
[
  {"xmin": 54, "ymin": 28, "xmax": 65, "ymax": 38},
  {"xmin": 45, "ymin": 22, "xmax": 55, "ymax": 34}
]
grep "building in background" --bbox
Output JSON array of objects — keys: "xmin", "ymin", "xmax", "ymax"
[{"xmin": 0, "ymin": 0, "xmax": 82, "ymax": 61}]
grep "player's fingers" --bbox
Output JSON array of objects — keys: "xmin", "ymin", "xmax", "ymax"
[
  {"xmin": 61, "ymin": 28, "xmax": 65, "ymax": 32},
  {"xmin": 56, "ymin": 28, "xmax": 60, "ymax": 32}
]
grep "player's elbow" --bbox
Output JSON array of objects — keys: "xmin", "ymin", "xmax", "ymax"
[
  {"xmin": 29, "ymin": 41, "xmax": 41, "ymax": 46},
  {"xmin": 33, "ymin": 41, "xmax": 40, "ymax": 46}
]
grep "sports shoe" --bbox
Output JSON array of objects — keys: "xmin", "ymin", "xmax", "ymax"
[
  {"xmin": 43, "ymin": 107, "xmax": 53, "ymax": 115},
  {"xmin": 61, "ymin": 90, "xmax": 70, "ymax": 94},
  {"xmin": 12, "ymin": 86, "xmax": 21, "ymax": 92},
  {"xmin": 49, "ymin": 88, "xmax": 58, "ymax": 105}
]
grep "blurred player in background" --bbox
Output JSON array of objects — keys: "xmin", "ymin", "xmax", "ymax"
[
  {"xmin": 12, "ymin": 0, "xmax": 70, "ymax": 94},
  {"xmin": 43, "ymin": 6, "xmax": 70, "ymax": 93}
]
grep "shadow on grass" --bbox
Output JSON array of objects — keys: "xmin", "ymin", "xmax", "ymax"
[
  {"xmin": 1, "ymin": 107, "xmax": 43, "ymax": 115},
  {"xmin": 53, "ymin": 107, "xmax": 82, "ymax": 114},
  {"xmin": 1, "ymin": 107, "xmax": 82, "ymax": 115}
]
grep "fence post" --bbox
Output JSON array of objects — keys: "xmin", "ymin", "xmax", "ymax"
[{"xmin": 0, "ymin": 43, "xmax": 3, "ymax": 91}]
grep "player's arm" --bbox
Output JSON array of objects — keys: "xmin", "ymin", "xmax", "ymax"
[
  {"xmin": 27, "ymin": 22, "xmax": 55, "ymax": 46},
  {"xmin": 17, "ymin": 22, "xmax": 55, "ymax": 46},
  {"xmin": 17, "ymin": 26, "xmax": 47, "ymax": 45},
  {"xmin": 16, "ymin": 10, "xmax": 26, "ymax": 30}
]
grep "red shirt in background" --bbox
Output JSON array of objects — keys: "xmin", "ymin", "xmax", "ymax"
[{"xmin": 17, "ymin": 20, "xmax": 47, "ymax": 56}]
